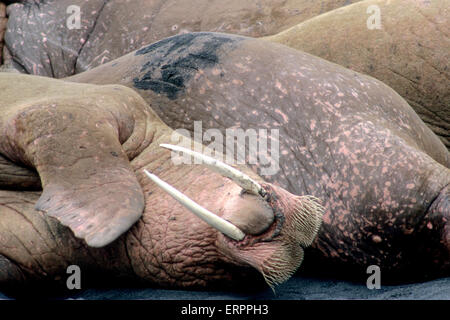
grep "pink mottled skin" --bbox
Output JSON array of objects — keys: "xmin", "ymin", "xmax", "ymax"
[{"xmin": 70, "ymin": 33, "xmax": 449, "ymax": 282}]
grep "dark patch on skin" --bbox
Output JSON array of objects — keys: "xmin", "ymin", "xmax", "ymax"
[{"xmin": 133, "ymin": 33, "xmax": 242, "ymax": 100}]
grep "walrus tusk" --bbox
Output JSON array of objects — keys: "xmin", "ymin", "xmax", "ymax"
[
  {"xmin": 160, "ymin": 144, "xmax": 266, "ymax": 197},
  {"xmin": 143, "ymin": 169, "xmax": 246, "ymax": 241}
]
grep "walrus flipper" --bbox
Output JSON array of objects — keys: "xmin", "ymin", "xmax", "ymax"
[
  {"xmin": 0, "ymin": 75, "xmax": 154, "ymax": 247},
  {"xmin": 2, "ymin": 104, "xmax": 144, "ymax": 247},
  {"xmin": 33, "ymin": 144, "xmax": 145, "ymax": 249}
]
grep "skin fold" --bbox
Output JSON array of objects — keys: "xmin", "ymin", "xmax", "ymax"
[{"xmin": 0, "ymin": 73, "xmax": 324, "ymax": 296}]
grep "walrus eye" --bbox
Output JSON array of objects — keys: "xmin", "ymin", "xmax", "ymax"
[
  {"xmin": 143, "ymin": 169, "xmax": 246, "ymax": 241},
  {"xmin": 160, "ymin": 144, "xmax": 267, "ymax": 197}
]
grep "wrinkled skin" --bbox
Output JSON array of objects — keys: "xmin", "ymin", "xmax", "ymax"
[
  {"xmin": 1, "ymin": 0, "xmax": 362, "ymax": 76},
  {"xmin": 0, "ymin": 73, "xmax": 324, "ymax": 296},
  {"xmin": 266, "ymin": 0, "xmax": 450, "ymax": 149},
  {"xmin": 69, "ymin": 32, "xmax": 450, "ymax": 282}
]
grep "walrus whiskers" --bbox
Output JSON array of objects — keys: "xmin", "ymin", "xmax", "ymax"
[
  {"xmin": 160, "ymin": 144, "xmax": 266, "ymax": 197},
  {"xmin": 143, "ymin": 169, "xmax": 246, "ymax": 241}
]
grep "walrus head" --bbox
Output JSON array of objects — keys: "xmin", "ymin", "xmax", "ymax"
[{"xmin": 145, "ymin": 144, "xmax": 324, "ymax": 288}]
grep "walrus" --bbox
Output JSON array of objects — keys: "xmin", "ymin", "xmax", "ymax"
[
  {"xmin": 0, "ymin": 72, "xmax": 325, "ymax": 296},
  {"xmin": 265, "ymin": 0, "xmax": 450, "ymax": 149},
  {"xmin": 66, "ymin": 32, "xmax": 450, "ymax": 283},
  {"xmin": 1, "ymin": 0, "xmax": 362, "ymax": 76}
]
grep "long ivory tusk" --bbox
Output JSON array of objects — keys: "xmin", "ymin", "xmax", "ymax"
[
  {"xmin": 143, "ymin": 169, "xmax": 245, "ymax": 241},
  {"xmin": 160, "ymin": 143, "xmax": 265, "ymax": 197}
]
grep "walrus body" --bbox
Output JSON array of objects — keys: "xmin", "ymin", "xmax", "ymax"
[
  {"xmin": 266, "ymin": 0, "xmax": 450, "ymax": 149},
  {"xmin": 69, "ymin": 32, "xmax": 450, "ymax": 282}
]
